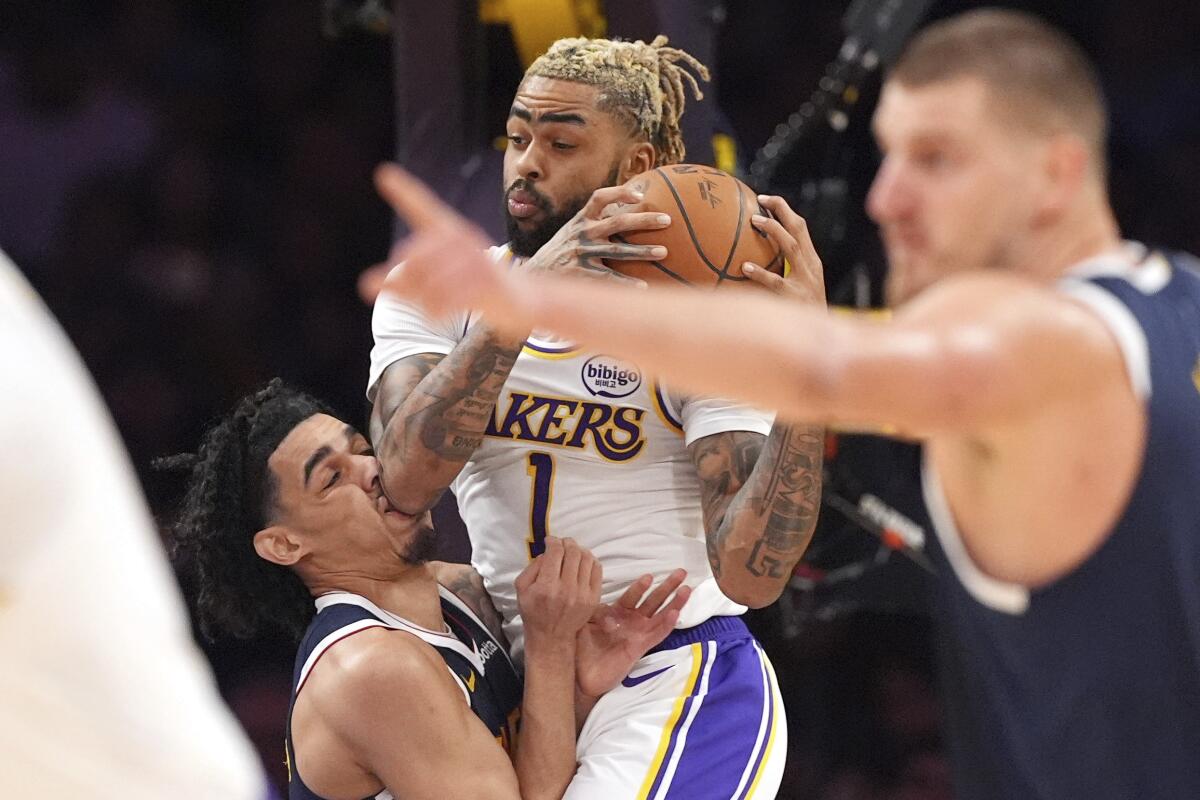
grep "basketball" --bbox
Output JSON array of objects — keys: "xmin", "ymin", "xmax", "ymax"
[{"xmin": 607, "ymin": 165, "xmax": 784, "ymax": 288}]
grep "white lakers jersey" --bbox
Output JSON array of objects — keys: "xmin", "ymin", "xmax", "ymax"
[
  {"xmin": 0, "ymin": 252, "xmax": 265, "ymax": 798},
  {"xmin": 369, "ymin": 246, "xmax": 773, "ymax": 662}
]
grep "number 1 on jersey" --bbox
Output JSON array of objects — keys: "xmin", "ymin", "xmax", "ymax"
[{"xmin": 526, "ymin": 452, "xmax": 555, "ymax": 559}]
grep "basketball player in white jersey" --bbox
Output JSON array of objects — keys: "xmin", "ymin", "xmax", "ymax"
[
  {"xmin": 0, "ymin": 249, "xmax": 266, "ymax": 799},
  {"xmin": 368, "ymin": 37, "xmax": 820, "ymax": 798}
]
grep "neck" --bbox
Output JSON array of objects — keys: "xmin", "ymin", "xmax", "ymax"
[
  {"xmin": 307, "ymin": 564, "xmax": 444, "ymax": 631},
  {"xmin": 1017, "ymin": 195, "xmax": 1122, "ymax": 283}
]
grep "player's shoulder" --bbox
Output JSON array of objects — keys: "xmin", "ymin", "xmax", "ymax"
[
  {"xmin": 307, "ymin": 626, "xmax": 446, "ymax": 707},
  {"xmin": 899, "ymin": 272, "xmax": 1102, "ymax": 338}
]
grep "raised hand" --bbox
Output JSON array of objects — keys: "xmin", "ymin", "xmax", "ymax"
[
  {"xmin": 516, "ymin": 537, "xmax": 603, "ymax": 648},
  {"xmin": 371, "ymin": 163, "xmax": 515, "ymax": 319},
  {"xmin": 575, "ymin": 569, "xmax": 692, "ymax": 699},
  {"xmin": 743, "ymin": 194, "xmax": 827, "ymax": 307}
]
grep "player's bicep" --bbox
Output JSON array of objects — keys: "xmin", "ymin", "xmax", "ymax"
[
  {"xmin": 320, "ymin": 638, "xmax": 521, "ymax": 800},
  {"xmin": 369, "ymin": 352, "xmax": 446, "ymax": 442},
  {"xmin": 818, "ymin": 277, "xmax": 1122, "ymax": 436},
  {"xmin": 687, "ymin": 431, "xmax": 766, "ymax": 531}
]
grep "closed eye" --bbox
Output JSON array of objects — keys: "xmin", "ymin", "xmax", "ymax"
[{"xmin": 324, "ymin": 471, "xmax": 340, "ymax": 491}]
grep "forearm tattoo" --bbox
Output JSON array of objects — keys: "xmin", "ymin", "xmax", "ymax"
[
  {"xmin": 743, "ymin": 426, "xmax": 823, "ymax": 578},
  {"xmin": 693, "ymin": 426, "xmax": 823, "ymax": 583},
  {"xmin": 438, "ymin": 564, "xmax": 507, "ymax": 647},
  {"xmin": 375, "ymin": 326, "xmax": 522, "ymax": 511}
]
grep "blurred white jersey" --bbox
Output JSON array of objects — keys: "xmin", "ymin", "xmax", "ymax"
[
  {"xmin": 369, "ymin": 246, "xmax": 773, "ymax": 661},
  {"xmin": 0, "ymin": 252, "xmax": 265, "ymax": 799}
]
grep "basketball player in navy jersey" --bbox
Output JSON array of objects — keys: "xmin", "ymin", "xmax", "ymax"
[
  {"xmin": 378, "ymin": 9, "xmax": 1200, "ymax": 799},
  {"xmin": 167, "ymin": 380, "xmax": 689, "ymax": 800}
]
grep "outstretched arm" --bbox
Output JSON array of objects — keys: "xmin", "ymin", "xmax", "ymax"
[{"xmin": 377, "ymin": 164, "xmax": 1124, "ymax": 436}]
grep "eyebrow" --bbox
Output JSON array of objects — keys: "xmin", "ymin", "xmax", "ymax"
[
  {"xmin": 508, "ymin": 106, "xmax": 587, "ymax": 126},
  {"xmin": 302, "ymin": 446, "xmax": 332, "ymax": 488},
  {"xmin": 302, "ymin": 425, "xmax": 358, "ymax": 487}
]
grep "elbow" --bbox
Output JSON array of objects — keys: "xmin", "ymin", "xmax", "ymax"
[
  {"xmin": 379, "ymin": 464, "xmax": 445, "ymax": 516},
  {"xmin": 717, "ymin": 576, "xmax": 786, "ymax": 609}
]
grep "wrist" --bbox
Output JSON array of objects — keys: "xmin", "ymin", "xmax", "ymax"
[
  {"xmin": 524, "ymin": 631, "xmax": 577, "ymax": 663},
  {"xmin": 483, "ymin": 323, "xmax": 528, "ymax": 353}
]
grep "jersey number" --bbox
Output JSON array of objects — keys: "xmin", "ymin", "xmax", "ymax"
[{"xmin": 526, "ymin": 452, "xmax": 555, "ymax": 559}]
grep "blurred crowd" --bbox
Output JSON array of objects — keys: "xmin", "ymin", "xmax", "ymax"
[{"xmin": 1, "ymin": 1, "xmax": 1196, "ymax": 798}]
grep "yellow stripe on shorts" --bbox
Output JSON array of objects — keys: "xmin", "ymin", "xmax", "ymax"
[
  {"xmin": 746, "ymin": 650, "xmax": 782, "ymax": 798},
  {"xmin": 637, "ymin": 644, "xmax": 703, "ymax": 800}
]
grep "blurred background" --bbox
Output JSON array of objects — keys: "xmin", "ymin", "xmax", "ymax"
[{"xmin": 1, "ymin": 1, "xmax": 1196, "ymax": 797}]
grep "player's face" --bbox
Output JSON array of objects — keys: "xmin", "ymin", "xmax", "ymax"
[
  {"xmin": 867, "ymin": 77, "xmax": 1049, "ymax": 304},
  {"xmin": 265, "ymin": 414, "xmax": 435, "ymax": 570},
  {"xmin": 503, "ymin": 76, "xmax": 637, "ymax": 256}
]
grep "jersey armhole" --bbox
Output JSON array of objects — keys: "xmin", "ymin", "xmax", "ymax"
[
  {"xmin": 1059, "ymin": 280, "xmax": 1152, "ymax": 400},
  {"xmin": 920, "ymin": 456, "xmax": 1031, "ymax": 615},
  {"xmin": 438, "ymin": 585, "xmax": 518, "ymax": 675},
  {"xmin": 295, "ymin": 621, "xmax": 390, "ymax": 696}
]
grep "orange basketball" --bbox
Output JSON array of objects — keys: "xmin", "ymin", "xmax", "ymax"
[{"xmin": 607, "ymin": 165, "xmax": 784, "ymax": 288}]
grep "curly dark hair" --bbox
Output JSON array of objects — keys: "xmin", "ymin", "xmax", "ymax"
[{"xmin": 158, "ymin": 379, "xmax": 333, "ymax": 641}]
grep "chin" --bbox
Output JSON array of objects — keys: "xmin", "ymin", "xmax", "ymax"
[{"xmin": 399, "ymin": 523, "xmax": 438, "ymax": 566}]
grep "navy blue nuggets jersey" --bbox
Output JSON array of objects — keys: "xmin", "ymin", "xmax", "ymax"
[
  {"xmin": 285, "ymin": 587, "xmax": 522, "ymax": 800},
  {"xmin": 922, "ymin": 246, "xmax": 1200, "ymax": 800}
]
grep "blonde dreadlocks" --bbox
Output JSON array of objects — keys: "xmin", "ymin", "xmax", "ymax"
[{"xmin": 525, "ymin": 35, "xmax": 710, "ymax": 166}]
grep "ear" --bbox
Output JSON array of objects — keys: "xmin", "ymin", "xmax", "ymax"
[
  {"xmin": 618, "ymin": 141, "xmax": 656, "ymax": 183},
  {"xmin": 254, "ymin": 525, "xmax": 307, "ymax": 567},
  {"xmin": 1034, "ymin": 133, "xmax": 1090, "ymax": 224}
]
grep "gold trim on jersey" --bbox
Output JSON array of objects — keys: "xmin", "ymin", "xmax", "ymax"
[
  {"xmin": 650, "ymin": 381, "xmax": 685, "ymax": 437},
  {"xmin": 522, "ymin": 341, "xmax": 585, "ymax": 360}
]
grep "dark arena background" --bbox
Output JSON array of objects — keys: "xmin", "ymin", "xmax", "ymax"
[{"xmin": 2, "ymin": 1, "xmax": 1197, "ymax": 797}]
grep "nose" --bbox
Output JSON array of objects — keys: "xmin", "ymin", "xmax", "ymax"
[
  {"xmin": 866, "ymin": 156, "xmax": 911, "ymax": 224},
  {"xmin": 349, "ymin": 453, "xmax": 380, "ymax": 492},
  {"xmin": 513, "ymin": 143, "xmax": 543, "ymax": 182}
]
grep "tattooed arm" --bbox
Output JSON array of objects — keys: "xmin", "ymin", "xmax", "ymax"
[
  {"xmin": 431, "ymin": 561, "xmax": 509, "ymax": 647},
  {"xmin": 367, "ymin": 170, "xmax": 672, "ymax": 514},
  {"xmin": 369, "ymin": 323, "xmax": 525, "ymax": 515},
  {"xmin": 690, "ymin": 423, "xmax": 823, "ymax": 607}
]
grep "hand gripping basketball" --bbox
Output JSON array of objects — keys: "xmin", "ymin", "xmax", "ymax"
[
  {"xmin": 743, "ymin": 194, "xmax": 827, "ymax": 307},
  {"xmin": 519, "ymin": 183, "xmax": 673, "ymax": 284}
]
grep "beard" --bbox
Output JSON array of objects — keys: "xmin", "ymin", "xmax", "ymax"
[
  {"xmin": 398, "ymin": 521, "xmax": 438, "ymax": 566},
  {"xmin": 504, "ymin": 165, "xmax": 622, "ymax": 258}
]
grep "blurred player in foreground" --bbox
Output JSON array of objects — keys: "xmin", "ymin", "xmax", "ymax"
[
  {"xmin": 378, "ymin": 10, "xmax": 1200, "ymax": 799},
  {"xmin": 165, "ymin": 380, "xmax": 689, "ymax": 800},
  {"xmin": 0, "ymin": 249, "xmax": 266, "ymax": 798},
  {"xmin": 369, "ymin": 36, "xmax": 821, "ymax": 798}
]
